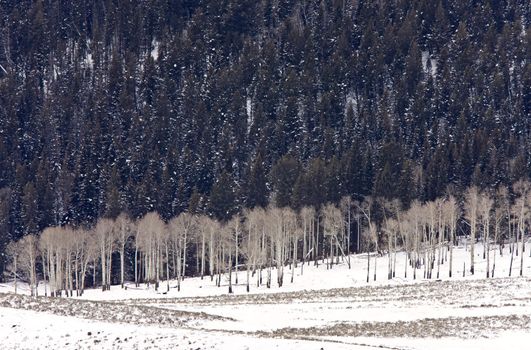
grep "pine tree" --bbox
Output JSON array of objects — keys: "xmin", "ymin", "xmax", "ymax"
[{"xmin": 210, "ymin": 170, "xmax": 236, "ymax": 222}]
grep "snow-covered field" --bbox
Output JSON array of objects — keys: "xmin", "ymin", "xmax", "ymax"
[{"xmin": 1, "ymin": 243, "xmax": 531, "ymax": 349}]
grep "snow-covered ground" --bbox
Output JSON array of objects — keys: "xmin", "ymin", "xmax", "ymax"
[{"xmin": 1, "ymin": 243, "xmax": 531, "ymax": 349}]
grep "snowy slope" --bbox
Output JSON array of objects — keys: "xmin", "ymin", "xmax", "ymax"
[{"xmin": 1, "ymin": 243, "xmax": 531, "ymax": 349}]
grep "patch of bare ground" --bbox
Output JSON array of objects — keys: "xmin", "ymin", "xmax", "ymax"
[
  {"xmin": 0, "ymin": 292, "xmax": 233, "ymax": 327},
  {"xmin": 124, "ymin": 277, "xmax": 531, "ymax": 308},
  {"xmin": 259, "ymin": 315, "xmax": 531, "ymax": 339}
]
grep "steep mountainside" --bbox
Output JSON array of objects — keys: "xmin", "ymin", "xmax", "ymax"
[{"xmin": 0, "ymin": 0, "xmax": 529, "ymax": 273}]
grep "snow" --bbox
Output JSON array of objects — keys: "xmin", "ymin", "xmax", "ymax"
[
  {"xmin": 421, "ymin": 50, "xmax": 438, "ymax": 77},
  {"xmin": 0, "ymin": 307, "xmax": 362, "ymax": 350},
  {"xmin": 54, "ymin": 241, "xmax": 531, "ymax": 301},
  {"xmin": 1, "ymin": 243, "xmax": 531, "ymax": 349},
  {"xmin": 151, "ymin": 40, "xmax": 160, "ymax": 61},
  {"xmin": 83, "ymin": 53, "xmax": 94, "ymax": 70}
]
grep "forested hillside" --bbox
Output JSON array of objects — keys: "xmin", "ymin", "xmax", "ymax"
[{"xmin": 0, "ymin": 0, "xmax": 529, "ymax": 278}]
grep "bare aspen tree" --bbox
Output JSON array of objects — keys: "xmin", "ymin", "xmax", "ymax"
[
  {"xmin": 6, "ymin": 241, "xmax": 20, "ymax": 294},
  {"xmin": 353, "ymin": 201, "xmax": 362, "ymax": 253},
  {"xmin": 197, "ymin": 215, "xmax": 210, "ymax": 280},
  {"xmin": 315, "ymin": 211, "xmax": 321, "ymax": 266},
  {"xmin": 300, "ymin": 206, "xmax": 315, "ymax": 272},
  {"xmin": 435, "ymin": 198, "xmax": 445, "ymax": 279},
  {"xmin": 257, "ymin": 208, "xmax": 268, "ymax": 287},
  {"xmin": 491, "ymin": 191, "xmax": 505, "ymax": 278},
  {"xmin": 40, "ymin": 227, "xmax": 64, "ymax": 296},
  {"xmin": 407, "ymin": 200, "xmax": 423, "ymax": 280},
  {"xmin": 243, "ymin": 208, "xmax": 263, "ymax": 292},
  {"xmin": 370, "ymin": 223, "xmax": 378, "ymax": 281},
  {"xmin": 203, "ymin": 216, "xmax": 220, "ymax": 282},
  {"xmin": 71, "ymin": 229, "xmax": 84, "ymax": 296},
  {"xmin": 280, "ymin": 208, "xmax": 298, "ymax": 283},
  {"xmin": 132, "ymin": 219, "xmax": 141, "ymax": 287},
  {"xmin": 115, "ymin": 213, "xmax": 133, "ymax": 288},
  {"xmin": 53, "ymin": 227, "xmax": 66, "ymax": 296},
  {"xmin": 168, "ymin": 212, "xmax": 197, "ymax": 290},
  {"xmin": 168, "ymin": 215, "xmax": 182, "ymax": 290},
  {"xmin": 265, "ymin": 207, "xmax": 280, "ymax": 287},
  {"xmin": 79, "ymin": 228, "xmax": 97, "ymax": 295},
  {"xmin": 381, "ymin": 198, "xmax": 399, "ymax": 279},
  {"xmin": 62, "ymin": 227, "xmax": 76, "ymax": 296},
  {"xmin": 443, "ymin": 195, "xmax": 459, "ymax": 278},
  {"xmin": 340, "ymin": 196, "xmax": 352, "ymax": 268},
  {"xmin": 357, "ymin": 197, "xmax": 377, "ymax": 281},
  {"xmin": 383, "ymin": 218, "xmax": 398, "ymax": 280},
  {"xmin": 39, "ymin": 235, "xmax": 48, "ymax": 296},
  {"xmin": 513, "ymin": 180, "xmax": 530, "ymax": 276},
  {"xmin": 361, "ymin": 227, "xmax": 371, "ymax": 282},
  {"xmin": 390, "ymin": 199, "xmax": 403, "ymax": 278},
  {"xmin": 52, "ymin": 228, "xmax": 64, "ymax": 296},
  {"xmin": 291, "ymin": 226, "xmax": 302, "ymax": 283},
  {"xmin": 138, "ymin": 212, "xmax": 165, "ymax": 289},
  {"xmin": 39, "ymin": 228, "xmax": 53, "ymax": 296},
  {"xmin": 479, "ymin": 193, "xmax": 493, "ymax": 278},
  {"xmin": 465, "ymin": 186, "xmax": 480, "ymax": 275},
  {"xmin": 161, "ymin": 222, "xmax": 171, "ymax": 292},
  {"xmin": 179, "ymin": 213, "xmax": 197, "ymax": 281},
  {"xmin": 507, "ymin": 188, "xmax": 516, "ymax": 277},
  {"xmin": 16, "ymin": 235, "xmax": 39, "ymax": 296},
  {"xmin": 227, "ymin": 215, "xmax": 242, "ymax": 285},
  {"xmin": 217, "ymin": 223, "xmax": 234, "ymax": 293},
  {"xmin": 95, "ymin": 218, "xmax": 115, "ymax": 291},
  {"xmin": 322, "ymin": 203, "xmax": 342, "ymax": 270},
  {"xmin": 425, "ymin": 200, "xmax": 438, "ymax": 279},
  {"xmin": 148, "ymin": 213, "xmax": 166, "ymax": 290},
  {"xmin": 399, "ymin": 218, "xmax": 412, "ymax": 278}
]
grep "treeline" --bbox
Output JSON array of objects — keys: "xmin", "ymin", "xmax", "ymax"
[
  {"xmin": 6, "ymin": 180, "xmax": 530, "ymax": 296},
  {"xmin": 0, "ymin": 0, "xmax": 529, "ymax": 277}
]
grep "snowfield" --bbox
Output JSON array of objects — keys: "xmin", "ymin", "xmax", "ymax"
[{"xmin": 1, "ymin": 243, "xmax": 531, "ymax": 349}]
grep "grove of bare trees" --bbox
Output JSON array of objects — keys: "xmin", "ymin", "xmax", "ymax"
[{"xmin": 4, "ymin": 181, "xmax": 531, "ymax": 297}]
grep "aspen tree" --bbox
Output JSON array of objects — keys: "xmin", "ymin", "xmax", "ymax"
[
  {"xmin": 357, "ymin": 197, "xmax": 377, "ymax": 281},
  {"xmin": 40, "ymin": 227, "xmax": 63, "ymax": 296},
  {"xmin": 203, "ymin": 217, "xmax": 220, "ymax": 282},
  {"xmin": 279, "ymin": 208, "xmax": 298, "ymax": 283},
  {"xmin": 479, "ymin": 193, "xmax": 493, "ymax": 278},
  {"xmin": 465, "ymin": 186, "xmax": 480, "ymax": 275},
  {"xmin": 300, "ymin": 206, "xmax": 316, "ymax": 271},
  {"xmin": 243, "ymin": 208, "xmax": 262, "ymax": 291},
  {"xmin": 80, "ymin": 228, "xmax": 97, "ymax": 295},
  {"xmin": 340, "ymin": 196, "xmax": 352, "ymax": 268},
  {"xmin": 443, "ymin": 195, "xmax": 459, "ymax": 278},
  {"xmin": 161, "ymin": 222, "xmax": 171, "ymax": 292},
  {"xmin": 381, "ymin": 198, "xmax": 398, "ymax": 279},
  {"xmin": 407, "ymin": 200, "xmax": 423, "ymax": 280},
  {"xmin": 513, "ymin": 180, "xmax": 530, "ymax": 276},
  {"xmin": 62, "ymin": 227, "xmax": 76, "ymax": 296},
  {"xmin": 95, "ymin": 218, "xmax": 115, "ymax": 291},
  {"xmin": 138, "ymin": 212, "xmax": 165, "ymax": 288},
  {"xmin": 434, "ymin": 198, "xmax": 445, "ymax": 279},
  {"xmin": 322, "ymin": 203, "xmax": 342, "ymax": 269},
  {"xmin": 6, "ymin": 241, "xmax": 20, "ymax": 294},
  {"xmin": 71, "ymin": 229, "xmax": 84, "ymax": 296},
  {"xmin": 371, "ymin": 223, "xmax": 378, "ymax": 281},
  {"xmin": 227, "ymin": 215, "xmax": 242, "ymax": 285},
  {"xmin": 197, "ymin": 215, "xmax": 210, "ymax": 280},
  {"xmin": 399, "ymin": 218, "xmax": 412, "ymax": 278},
  {"xmin": 383, "ymin": 218, "xmax": 398, "ymax": 280},
  {"xmin": 39, "ymin": 228, "xmax": 53, "ymax": 296},
  {"xmin": 16, "ymin": 235, "xmax": 39, "ymax": 296},
  {"xmin": 115, "ymin": 213, "xmax": 133, "ymax": 288},
  {"xmin": 390, "ymin": 199, "xmax": 403, "ymax": 278}
]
